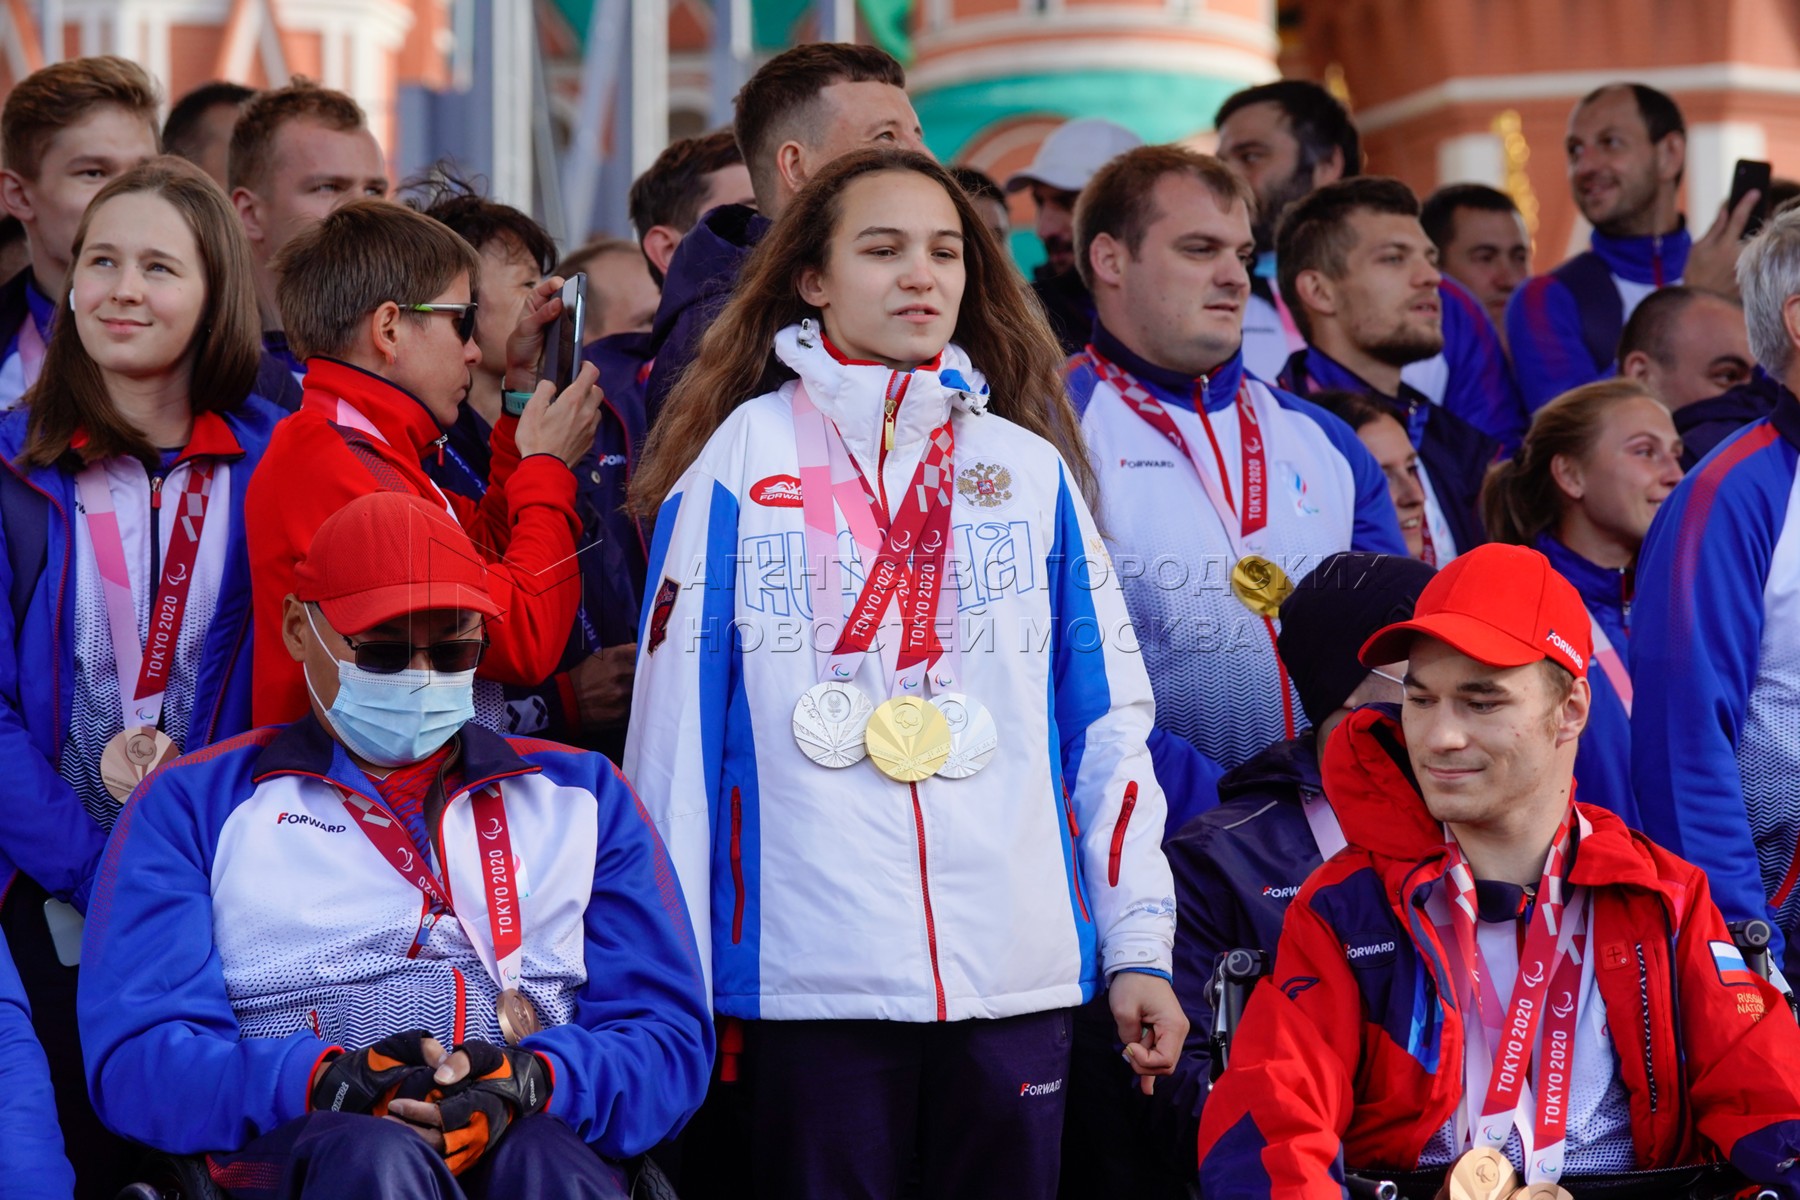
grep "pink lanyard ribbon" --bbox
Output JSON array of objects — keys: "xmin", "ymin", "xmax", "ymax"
[
  {"xmin": 307, "ymin": 390, "xmax": 460, "ymax": 522},
  {"xmin": 1085, "ymin": 347, "xmax": 1268, "ymax": 553},
  {"xmin": 1589, "ymin": 615, "xmax": 1632, "ymax": 717},
  {"xmin": 1443, "ymin": 807, "xmax": 1588, "ymax": 1184},
  {"xmin": 74, "ymin": 460, "xmax": 216, "ymax": 735},
  {"xmin": 16, "ymin": 312, "xmax": 44, "ymax": 388},
  {"xmin": 339, "ymin": 784, "xmax": 524, "ymax": 988},
  {"xmin": 792, "ymin": 383, "xmax": 959, "ymax": 696}
]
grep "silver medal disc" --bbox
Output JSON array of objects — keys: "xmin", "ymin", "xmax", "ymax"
[
  {"xmin": 793, "ymin": 681, "xmax": 874, "ymax": 768},
  {"xmin": 929, "ymin": 693, "xmax": 998, "ymax": 779}
]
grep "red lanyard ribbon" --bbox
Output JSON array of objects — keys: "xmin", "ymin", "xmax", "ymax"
[
  {"xmin": 74, "ymin": 460, "xmax": 216, "ymax": 733},
  {"xmin": 1443, "ymin": 806, "xmax": 1587, "ymax": 1184},
  {"xmin": 793, "ymin": 382, "xmax": 957, "ymax": 694},
  {"xmin": 1085, "ymin": 347, "xmax": 1267, "ymax": 546},
  {"xmin": 339, "ymin": 783, "xmax": 524, "ymax": 987}
]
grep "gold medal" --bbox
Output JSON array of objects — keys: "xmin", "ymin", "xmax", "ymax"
[
  {"xmin": 1509, "ymin": 1187, "xmax": 1572, "ymax": 1200},
  {"xmin": 99, "ymin": 727, "xmax": 178, "ymax": 802},
  {"xmin": 1230, "ymin": 554, "xmax": 1293, "ymax": 619},
  {"xmin": 496, "ymin": 987, "xmax": 543, "ymax": 1046},
  {"xmin": 1434, "ymin": 1147, "xmax": 1517, "ymax": 1200},
  {"xmin": 864, "ymin": 697, "xmax": 951, "ymax": 783}
]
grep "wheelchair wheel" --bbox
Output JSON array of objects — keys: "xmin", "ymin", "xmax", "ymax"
[
  {"xmin": 629, "ymin": 1154, "xmax": 681, "ymax": 1200},
  {"xmin": 118, "ymin": 1153, "xmax": 226, "ymax": 1200}
]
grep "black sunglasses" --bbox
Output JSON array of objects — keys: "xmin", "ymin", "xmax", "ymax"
[
  {"xmin": 339, "ymin": 631, "xmax": 490, "ymax": 675},
  {"xmin": 405, "ymin": 302, "xmax": 479, "ymax": 343}
]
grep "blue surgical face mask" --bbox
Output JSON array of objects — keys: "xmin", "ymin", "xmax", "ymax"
[{"xmin": 305, "ymin": 606, "xmax": 475, "ymax": 767}]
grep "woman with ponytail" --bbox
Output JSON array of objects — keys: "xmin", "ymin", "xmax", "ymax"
[
  {"xmin": 625, "ymin": 148, "xmax": 1179, "ymax": 1197},
  {"xmin": 1479, "ymin": 378, "xmax": 1683, "ymax": 823}
]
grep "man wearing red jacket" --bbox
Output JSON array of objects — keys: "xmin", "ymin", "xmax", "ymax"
[
  {"xmin": 1198, "ymin": 543, "xmax": 1800, "ymax": 1199},
  {"xmin": 248, "ymin": 200, "xmax": 602, "ymax": 725}
]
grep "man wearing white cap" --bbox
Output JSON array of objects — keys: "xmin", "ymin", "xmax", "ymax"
[{"xmin": 1007, "ymin": 117, "xmax": 1144, "ymax": 354}]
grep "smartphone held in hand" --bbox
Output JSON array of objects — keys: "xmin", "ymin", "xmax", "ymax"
[{"xmin": 539, "ymin": 273, "xmax": 588, "ymax": 397}]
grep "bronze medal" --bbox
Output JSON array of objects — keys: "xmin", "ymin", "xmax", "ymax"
[
  {"xmin": 864, "ymin": 697, "xmax": 951, "ymax": 783},
  {"xmin": 496, "ymin": 987, "xmax": 543, "ymax": 1046},
  {"xmin": 1434, "ymin": 1147, "xmax": 1518, "ymax": 1200},
  {"xmin": 99, "ymin": 727, "xmax": 178, "ymax": 802},
  {"xmin": 1230, "ymin": 554, "xmax": 1293, "ymax": 619}
]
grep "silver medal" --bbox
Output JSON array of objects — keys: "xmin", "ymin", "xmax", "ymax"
[
  {"xmin": 929, "ymin": 693, "xmax": 997, "ymax": 779},
  {"xmin": 793, "ymin": 681, "xmax": 873, "ymax": 768}
]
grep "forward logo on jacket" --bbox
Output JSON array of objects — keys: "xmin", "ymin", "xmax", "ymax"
[{"xmin": 751, "ymin": 475, "xmax": 804, "ymax": 507}]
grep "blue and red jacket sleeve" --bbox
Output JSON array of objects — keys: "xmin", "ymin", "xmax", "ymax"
[
  {"xmin": 0, "ymin": 928, "xmax": 75, "ymax": 1196},
  {"xmin": 522, "ymin": 751, "xmax": 714, "ymax": 1157},
  {"xmin": 1197, "ymin": 883, "xmax": 1361, "ymax": 1198},
  {"xmin": 1437, "ymin": 276, "xmax": 1528, "ymax": 450},
  {"xmin": 78, "ymin": 737, "xmax": 325, "ymax": 1153},
  {"xmin": 1631, "ymin": 422, "xmax": 1791, "ymax": 959},
  {"xmin": 1664, "ymin": 855, "xmax": 1800, "ymax": 1194},
  {"xmin": 1506, "ymin": 274, "xmax": 1605, "ymax": 412}
]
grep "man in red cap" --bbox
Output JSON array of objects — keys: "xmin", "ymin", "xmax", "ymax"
[
  {"xmin": 78, "ymin": 492, "xmax": 712, "ymax": 1199},
  {"xmin": 1197, "ymin": 543, "xmax": 1800, "ymax": 1199}
]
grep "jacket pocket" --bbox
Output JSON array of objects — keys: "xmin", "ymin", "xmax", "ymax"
[
  {"xmin": 729, "ymin": 786, "xmax": 745, "ymax": 945},
  {"xmin": 1063, "ymin": 786, "xmax": 1090, "ymax": 923},
  {"xmin": 1108, "ymin": 781, "xmax": 1139, "ymax": 887}
]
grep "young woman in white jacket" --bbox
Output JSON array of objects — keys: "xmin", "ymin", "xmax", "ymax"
[{"xmin": 624, "ymin": 149, "xmax": 1181, "ymax": 1197}]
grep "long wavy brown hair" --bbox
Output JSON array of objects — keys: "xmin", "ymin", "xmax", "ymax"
[
  {"xmin": 629, "ymin": 148, "xmax": 1094, "ymax": 516},
  {"xmin": 21, "ymin": 156, "xmax": 260, "ymax": 468}
]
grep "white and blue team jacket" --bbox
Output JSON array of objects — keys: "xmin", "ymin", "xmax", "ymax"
[
  {"xmin": 1634, "ymin": 381, "xmax": 1800, "ymax": 976},
  {"xmin": 77, "ymin": 718, "xmax": 713, "ymax": 1158},
  {"xmin": 623, "ymin": 324, "xmax": 1176, "ymax": 1023},
  {"xmin": 1068, "ymin": 327, "xmax": 1406, "ymax": 772}
]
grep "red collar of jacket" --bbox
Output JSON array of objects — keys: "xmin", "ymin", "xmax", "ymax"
[
  {"xmin": 1320, "ymin": 705, "xmax": 1674, "ymax": 910},
  {"xmin": 298, "ymin": 356, "xmax": 445, "ymax": 457},
  {"xmin": 69, "ymin": 409, "xmax": 247, "ymax": 465}
]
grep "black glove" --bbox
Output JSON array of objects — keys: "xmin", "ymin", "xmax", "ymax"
[
  {"xmin": 430, "ymin": 1041, "xmax": 553, "ymax": 1174},
  {"xmin": 309, "ymin": 1029, "xmax": 439, "ymax": 1116}
]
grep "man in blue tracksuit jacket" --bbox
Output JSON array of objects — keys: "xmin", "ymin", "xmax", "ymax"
[
  {"xmin": 1633, "ymin": 206, "xmax": 1800, "ymax": 979},
  {"xmin": 1507, "ymin": 82, "xmax": 1749, "ymax": 412},
  {"xmin": 79, "ymin": 492, "xmax": 711, "ymax": 1199}
]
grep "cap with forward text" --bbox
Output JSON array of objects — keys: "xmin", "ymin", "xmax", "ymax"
[{"xmin": 1358, "ymin": 543, "xmax": 1589, "ymax": 678}]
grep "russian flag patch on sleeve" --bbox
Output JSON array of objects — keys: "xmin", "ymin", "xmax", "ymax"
[{"xmin": 1710, "ymin": 940, "xmax": 1762, "ymax": 988}]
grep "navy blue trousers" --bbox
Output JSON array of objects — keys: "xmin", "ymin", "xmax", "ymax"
[
  {"xmin": 744, "ymin": 1009, "xmax": 1073, "ymax": 1200},
  {"xmin": 205, "ymin": 1111, "xmax": 629, "ymax": 1200}
]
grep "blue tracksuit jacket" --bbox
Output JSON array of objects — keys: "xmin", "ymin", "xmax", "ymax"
[
  {"xmin": 1537, "ymin": 533, "xmax": 1637, "ymax": 827},
  {"xmin": 0, "ymin": 399, "xmax": 281, "ymax": 912},
  {"xmin": 1508, "ymin": 224, "xmax": 1693, "ymax": 412},
  {"xmin": 1633, "ymin": 380, "xmax": 1800, "ymax": 974}
]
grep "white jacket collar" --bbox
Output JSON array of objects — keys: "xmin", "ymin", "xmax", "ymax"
[{"xmin": 775, "ymin": 320, "xmax": 989, "ymax": 469}]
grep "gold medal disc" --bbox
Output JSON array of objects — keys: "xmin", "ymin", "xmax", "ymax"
[
  {"xmin": 1230, "ymin": 554, "xmax": 1293, "ymax": 619},
  {"xmin": 100, "ymin": 727, "xmax": 178, "ymax": 802},
  {"xmin": 496, "ymin": 987, "xmax": 544, "ymax": 1046},
  {"xmin": 1435, "ymin": 1146, "xmax": 1518, "ymax": 1200},
  {"xmin": 864, "ymin": 697, "xmax": 951, "ymax": 783}
]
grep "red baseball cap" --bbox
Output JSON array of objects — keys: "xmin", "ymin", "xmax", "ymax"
[
  {"xmin": 1358, "ymin": 544, "xmax": 1589, "ymax": 677},
  {"xmin": 294, "ymin": 492, "xmax": 499, "ymax": 634}
]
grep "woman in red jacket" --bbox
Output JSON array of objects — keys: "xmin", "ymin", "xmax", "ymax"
[{"xmin": 1199, "ymin": 543, "xmax": 1800, "ymax": 1200}]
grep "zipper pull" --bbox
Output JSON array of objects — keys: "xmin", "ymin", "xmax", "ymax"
[
  {"xmin": 150, "ymin": 474, "xmax": 164, "ymax": 510},
  {"xmin": 883, "ymin": 399, "xmax": 897, "ymax": 452},
  {"xmin": 1196, "ymin": 374, "xmax": 1209, "ymax": 409}
]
